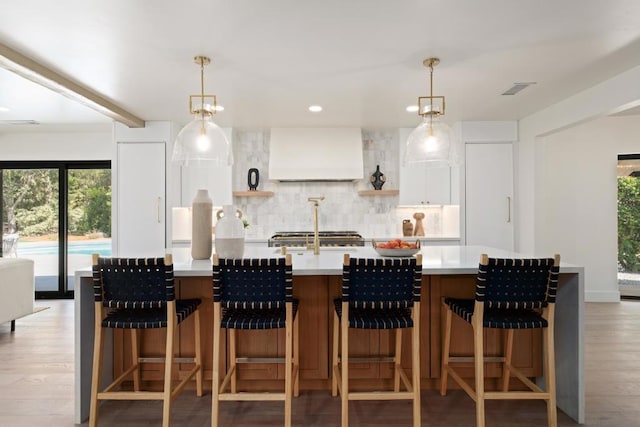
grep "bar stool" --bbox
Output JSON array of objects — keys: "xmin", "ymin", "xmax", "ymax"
[
  {"xmin": 89, "ymin": 254, "xmax": 203, "ymax": 427},
  {"xmin": 440, "ymin": 254, "xmax": 560, "ymax": 427},
  {"xmin": 211, "ymin": 254, "xmax": 299, "ymax": 427},
  {"xmin": 332, "ymin": 254, "xmax": 423, "ymax": 427}
]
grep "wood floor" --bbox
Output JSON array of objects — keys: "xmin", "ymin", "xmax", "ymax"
[{"xmin": 1, "ymin": 300, "xmax": 639, "ymax": 426}]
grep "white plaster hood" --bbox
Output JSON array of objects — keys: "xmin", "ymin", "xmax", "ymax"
[{"xmin": 268, "ymin": 128, "xmax": 364, "ymax": 181}]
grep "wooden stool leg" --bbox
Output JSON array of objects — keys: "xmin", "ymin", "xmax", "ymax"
[
  {"xmin": 412, "ymin": 303, "xmax": 421, "ymax": 427},
  {"xmin": 341, "ymin": 303, "xmax": 349, "ymax": 427},
  {"xmin": 331, "ymin": 310, "xmax": 339, "ymax": 397},
  {"xmin": 212, "ymin": 304, "xmax": 221, "ymax": 427},
  {"xmin": 502, "ymin": 329, "xmax": 514, "ymax": 391},
  {"xmin": 131, "ymin": 329, "xmax": 140, "ymax": 391},
  {"xmin": 394, "ymin": 328, "xmax": 402, "ymax": 392},
  {"xmin": 293, "ymin": 310, "xmax": 300, "ymax": 397},
  {"xmin": 194, "ymin": 308, "xmax": 203, "ymax": 397},
  {"xmin": 230, "ymin": 329, "xmax": 237, "ymax": 394},
  {"xmin": 285, "ymin": 304, "xmax": 293, "ymax": 427},
  {"xmin": 544, "ymin": 322, "xmax": 558, "ymax": 427},
  {"xmin": 474, "ymin": 320, "xmax": 486, "ymax": 427},
  {"xmin": 89, "ymin": 304, "xmax": 104, "ymax": 427},
  {"xmin": 440, "ymin": 304, "xmax": 452, "ymax": 396},
  {"xmin": 162, "ymin": 311, "xmax": 177, "ymax": 427}
]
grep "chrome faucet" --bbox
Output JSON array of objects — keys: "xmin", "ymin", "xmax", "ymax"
[{"xmin": 307, "ymin": 196, "xmax": 325, "ymax": 255}]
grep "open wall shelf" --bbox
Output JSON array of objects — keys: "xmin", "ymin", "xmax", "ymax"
[
  {"xmin": 233, "ymin": 191, "xmax": 274, "ymax": 197},
  {"xmin": 357, "ymin": 189, "xmax": 399, "ymax": 196}
]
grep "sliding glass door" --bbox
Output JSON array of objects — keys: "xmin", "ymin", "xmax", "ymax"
[
  {"xmin": 0, "ymin": 161, "xmax": 111, "ymax": 298},
  {"xmin": 618, "ymin": 154, "xmax": 640, "ymax": 298}
]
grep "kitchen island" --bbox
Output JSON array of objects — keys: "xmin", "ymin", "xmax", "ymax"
[{"xmin": 74, "ymin": 245, "xmax": 584, "ymax": 424}]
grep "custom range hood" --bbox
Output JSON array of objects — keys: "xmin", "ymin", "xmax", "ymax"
[{"xmin": 268, "ymin": 128, "xmax": 364, "ymax": 181}]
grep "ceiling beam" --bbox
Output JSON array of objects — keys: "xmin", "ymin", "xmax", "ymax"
[{"xmin": 0, "ymin": 43, "xmax": 145, "ymax": 128}]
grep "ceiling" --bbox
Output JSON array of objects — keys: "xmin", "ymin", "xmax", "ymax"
[{"xmin": 2, "ymin": 0, "xmax": 640, "ymax": 132}]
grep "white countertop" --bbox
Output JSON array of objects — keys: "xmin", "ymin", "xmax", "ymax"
[{"xmin": 75, "ymin": 245, "xmax": 582, "ymax": 278}]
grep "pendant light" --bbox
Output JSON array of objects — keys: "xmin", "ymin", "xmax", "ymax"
[
  {"xmin": 403, "ymin": 57, "xmax": 454, "ymax": 167},
  {"xmin": 172, "ymin": 56, "xmax": 232, "ymax": 167}
]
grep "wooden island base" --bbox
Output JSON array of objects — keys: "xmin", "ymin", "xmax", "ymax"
[{"xmin": 111, "ymin": 274, "xmax": 543, "ymax": 392}]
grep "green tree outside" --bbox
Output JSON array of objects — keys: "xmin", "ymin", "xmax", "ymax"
[
  {"xmin": 2, "ymin": 169, "xmax": 111, "ymax": 239},
  {"xmin": 618, "ymin": 176, "xmax": 640, "ymax": 272}
]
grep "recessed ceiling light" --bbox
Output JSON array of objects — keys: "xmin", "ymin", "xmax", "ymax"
[
  {"xmin": 309, "ymin": 105, "xmax": 323, "ymax": 112},
  {"xmin": 406, "ymin": 105, "xmax": 419, "ymax": 113},
  {"xmin": 0, "ymin": 106, "xmax": 10, "ymax": 112}
]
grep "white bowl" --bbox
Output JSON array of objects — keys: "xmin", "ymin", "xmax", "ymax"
[{"xmin": 372, "ymin": 239, "xmax": 421, "ymax": 257}]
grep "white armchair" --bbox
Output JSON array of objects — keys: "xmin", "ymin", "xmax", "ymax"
[{"xmin": 0, "ymin": 258, "xmax": 34, "ymax": 331}]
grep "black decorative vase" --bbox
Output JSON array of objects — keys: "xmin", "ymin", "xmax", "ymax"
[
  {"xmin": 369, "ymin": 165, "xmax": 386, "ymax": 190},
  {"xmin": 248, "ymin": 168, "xmax": 259, "ymax": 191}
]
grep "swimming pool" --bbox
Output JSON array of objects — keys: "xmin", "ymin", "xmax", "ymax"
[{"xmin": 15, "ymin": 240, "xmax": 112, "ymax": 256}]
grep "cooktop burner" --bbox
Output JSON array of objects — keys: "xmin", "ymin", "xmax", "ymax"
[{"xmin": 268, "ymin": 231, "xmax": 364, "ymax": 247}]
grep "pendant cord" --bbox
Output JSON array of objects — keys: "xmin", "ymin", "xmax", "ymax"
[
  {"xmin": 199, "ymin": 58, "xmax": 205, "ymax": 134},
  {"xmin": 428, "ymin": 61, "xmax": 434, "ymax": 133}
]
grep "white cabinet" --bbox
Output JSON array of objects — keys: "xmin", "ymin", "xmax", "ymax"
[
  {"xmin": 398, "ymin": 128, "xmax": 452, "ymax": 205},
  {"xmin": 399, "ymin": 166, "xmax": 451, "ymax": 205},
  {"xmin": 465, "ymin": 142, "xmax": 514, "ymax": 250},
  {"xmin": 115, "ymin": 141, "xmax": 166, "ymax": 257}
]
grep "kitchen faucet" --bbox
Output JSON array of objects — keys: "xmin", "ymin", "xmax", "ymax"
[{"xmin": 307, "ymin": 196, "xmax": 325, "ymax": 255}]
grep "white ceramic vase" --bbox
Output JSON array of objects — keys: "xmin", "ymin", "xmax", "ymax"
[
  {"xmin": 191, "ymin": 189, "xmax": 213, "ymax": 259},
  {"xmin": 215, "ymin": 205, "xmax": 245, "ymax": 258}
]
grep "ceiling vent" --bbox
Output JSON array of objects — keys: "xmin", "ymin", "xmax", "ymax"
[{"xmin": 501, "ymin": 82, "xmax": 536, "ymax": 96}]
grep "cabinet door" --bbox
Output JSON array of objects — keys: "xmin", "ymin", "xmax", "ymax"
[
  {"xmin": 465, "ymin": 143, "xmax": 514, "ymax": 250},
  {"xmin": 399, "ymin": 128, "xmax": 452, "ymax": 205},
  {"xmin": 116, "ymin": 142, "xmax": 166, "ymax": 257}
]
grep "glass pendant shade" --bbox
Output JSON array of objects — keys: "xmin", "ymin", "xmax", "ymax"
[
  {"xmin": 403, "ymin": 116, "xmax": 453, "ymax": 167},
  {"xmin": 172, "ymin": 112, "xmax": 233, "ymax": 167}
]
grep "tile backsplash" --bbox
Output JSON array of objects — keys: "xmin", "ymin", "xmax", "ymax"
[{"xmin": 225, "ymin": 129, "xmax": 459, "ymax": 239}]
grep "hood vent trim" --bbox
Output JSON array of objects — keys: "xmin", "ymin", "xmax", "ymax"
[{"xmin": 268, "ymin": 128, "xmax": 364, "ymax": 182}]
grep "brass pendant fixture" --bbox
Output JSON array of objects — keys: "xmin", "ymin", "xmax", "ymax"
[
  {"xmin": 403, "ymin": 57, "xmax": 455, "ymax": 167},
  {"xmin": 172, "ymin": 55, "xmax": 232, "ymax": 167}
]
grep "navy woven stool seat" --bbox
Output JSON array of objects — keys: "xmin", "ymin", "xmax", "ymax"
[
  {"xmin": 332, "ymin": 254, "xmax": 423, "ymax": 427},
  {"xmin": 89, "ymin": 254, "xmax": 203, "ymax": 427},
  {"xmin": 333, "ymin": 298, "xmax": 413, "ymax": 329},
  {"xmin": 440, "ymin": 254, "xmax": 561, "ymax": 427},
  {"xmin": 102, "ymin": 298, "xmax": 201, "ymax": 328},
  {"xmin": 443, "ymin": 297, "xmax": 549, "ymax": 329},
  {"xmin": 221, "ymin": 299, "xmax": 299, "ymax": 329},
  {"xmin": 212, "ymin": 254, "xmax": 299, "ymax": 427}
]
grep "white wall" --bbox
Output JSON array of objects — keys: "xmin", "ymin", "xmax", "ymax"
[
  {"xmin": 537, "ymin": 116, "xmax": 639, "ymax": 302},
  {"xmin": 519, "ymin": 64, "xmax": 640, "ymax": 302},
  {"xmin": 0, "ymin": 128, "xmax": 111, "ymax": 160}
]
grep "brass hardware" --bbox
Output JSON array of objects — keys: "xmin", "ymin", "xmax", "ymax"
[{"xmin": 417, "ymin": 57, "xmax": 446, "ymax": 118}]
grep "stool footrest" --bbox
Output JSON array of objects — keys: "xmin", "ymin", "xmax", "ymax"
[
  {"xmin": 138, "ymin": 357, "xmax": 195, "ymax": 363},
  {"xmin": 348, "ymin": 391, "xmax": 416, "ymax": 401},
  {"xmin": 235, "ymin": 357, "xmax": 285, "ymax": 364},
  {"xmin": 219, "ymin": 392, "xmax": 286, "ymax": 401}
]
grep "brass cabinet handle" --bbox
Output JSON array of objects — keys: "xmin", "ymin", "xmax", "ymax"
[{"xmin": 507, "ymin": 196, "xmax": 511, "ymax": 223}]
